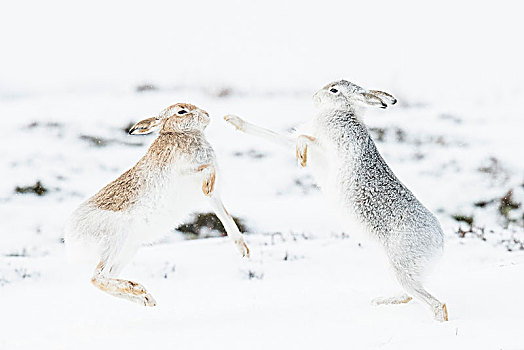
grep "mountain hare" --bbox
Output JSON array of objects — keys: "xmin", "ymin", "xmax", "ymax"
[
  {"xmin": 224, "ymin": 80, "xmax": 448, "ymax": 321},
  {"xmin": 66, "ymin": 103, "xmax": 250, "ymax": 306}
]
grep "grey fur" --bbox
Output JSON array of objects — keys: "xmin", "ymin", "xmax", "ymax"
[
  {"xmin": 224, "ymin": 79, "xmax": 448, "ymax": 321},
  {"xmin": 314, "ymin": 80, "xmax": 447, "ymax": 320}
]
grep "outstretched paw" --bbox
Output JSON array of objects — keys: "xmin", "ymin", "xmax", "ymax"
[
  {"xmin": 224, "ymin": 115, "xmax": 246, "ymax": 131},
  {"xmin": 235, "ymin": 238, "xmax": 250, "ymax": 258}
]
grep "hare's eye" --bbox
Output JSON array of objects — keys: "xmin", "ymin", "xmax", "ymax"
[
  {"xmin": 178, "ymin": 110, "xmax": 187, "ymax": 115},
  {"xmin": 330, "ymin": 88, "xmax": 338, "ymax": 94}
]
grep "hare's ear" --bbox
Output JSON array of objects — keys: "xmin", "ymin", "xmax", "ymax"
[
  {"xmin": 128, "ymin": 117, "xmax": 162, "ymax": 135},
  {"xmin": 368, "ymin": 90, "xmax": 397, "ymax": 105},
  {"xmin": 353, "ymin": 92, "xmax": 388, "ymax": 109}
]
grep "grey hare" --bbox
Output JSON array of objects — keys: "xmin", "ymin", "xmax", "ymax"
[{"xmin": 224, "ymin": 80, "xmax": 447, "ymax": 321}]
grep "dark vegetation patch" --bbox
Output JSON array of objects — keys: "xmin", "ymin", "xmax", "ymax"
[
  {"xmin": 79, "ymin": 135, "xmax": 143, "ymax": 148},
  {"xmin": 369, "ymin": 126, "xmax": 463, "ymax": 147},
  {"xmin": 26, "ymin": 121, "xmax": 63, "ymax": 129},
  {"xmin": 499, "ymin": 190, "xmax": 520, "ymax": 219},
  {"xmin": 455, "ymin": 224, "xmax": 486, "ymax": 240},
  {"xmin": 469, "ymin": 189, "xmax": 523, "ymax": 228},
  {"xmin": 162, "ymin": 263, "xmax": 176, "ymax": 279},
  {"xmin": 79, "ymin": 135, "xmax": 109, "ymax": 147},
  {"xmin": 0, "ymin": 266, "xmax": 40, "ymax": 287},
  {"xmin": 499, "ymin": 190, "xmax": 521, "ymax": 227},
  {"xmin": 176, "ymin": 212, "xmax": 247, "ymax": 239},
  {"xmin": 369, "ymin": 127, "xmax": 386, "ymax": 142},
  {"xmin": 4, "ymin": 248, "xmax": 28, "ymax": 257},
  {"xmin": 369, "ymin": 127, "xmax": 407, "ymax": 143},
  {"xmin": 454, "ymin": 188, "xmax": 523, "ymax": 250},
  {"xmin": 478, "ymin": 157, "xmax": 509, "ymax": 183},
  {"xmin": 245, "ymin": 269, "xmax": 264, "ymax": 280},
  {"xmin": 452, "ymin": 214, "xmax": 474, "ymax": 228},
  {"xmin": 216, "ymin": 87, "xmax": 233, "ymax": 98},
  {"xmin": 136, "ymin": 83, "xmax": 158, "ymax": 93},
  {"xmin": 233, "ymin": 149, "xmax": 267, "ymax": 159},
  {"xmin": 15, "ymin": 181, "xmax": 48, "ymax": 196},
  {"xmin": 474, "ymin": 199, "xmax": 495, "ymax": 208},
  {"xmin": 282, "ymin": 250, "xmax": 304, "ymax": 261},
  {"xmin": 438, "ymin": 113, "xmax": 462, "ymax": 124},
  {"xmin": 294, "ymin": 175, "xmax": 320, "ymax": 194}
]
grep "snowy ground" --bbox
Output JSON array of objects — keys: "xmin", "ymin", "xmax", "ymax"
[
  {"xmin": 1, "ymin": 88, "xmax": 523, "ymax": 349},
  {"xmin": 2, "ymin": 1, "xmax": 524, "ymax": 349}
]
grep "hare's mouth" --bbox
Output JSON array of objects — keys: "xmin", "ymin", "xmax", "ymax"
[{"xmin": 312, "ymin": 91, "xmax": 323, "ymax": 107}]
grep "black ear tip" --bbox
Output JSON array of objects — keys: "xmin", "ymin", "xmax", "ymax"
[
  {"xmin": 380, "ymin": 103, "xmax": 387, "ymax": 109},
  {"xmin": 391, "ymin": 99, "xmax": 397, "ymax": 105}
]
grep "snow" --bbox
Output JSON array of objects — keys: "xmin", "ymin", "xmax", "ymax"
[{"xmin": 1, "ymin": 0, "xmax": 524, "ymax": 349}]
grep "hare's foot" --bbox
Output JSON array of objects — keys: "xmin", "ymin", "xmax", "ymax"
[
  {"xmin": 115, "ymin": 290, "xmax": 157, "ymax": 307},
  {"xmin": 433, "ymin": 303, "xmax": 448, "ymax": 322},
  {"xmin": 372, "ymin": 294, "xmax": 412, "ymax": 305},
  {"xmin": 224, "ymin": 115, "xmax": 245, "ymax": 131},
  {"xmin": 235, "ymin": 237, "xmax": 250, "ymax": 258},
  {"xmin": 91, "ymin": 274, "xmax": 157, "ymax": 307},
  {"xmin": 296, "ymin": 135, "xmax": 316, "ymax": 167}
]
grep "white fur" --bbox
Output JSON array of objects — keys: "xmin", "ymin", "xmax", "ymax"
[{"xmin": 65, "ymin": 105, "xmax": 249, "ymax": 306}]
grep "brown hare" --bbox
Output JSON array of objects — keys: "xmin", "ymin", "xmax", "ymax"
[{"xmin": 66, "ymin": 103, "xmax": 249, "ymax": 306}]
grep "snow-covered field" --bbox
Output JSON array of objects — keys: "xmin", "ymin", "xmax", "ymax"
[{"xmin": 1, "ymin": 1, "xmax": 524, "ymax": 349}]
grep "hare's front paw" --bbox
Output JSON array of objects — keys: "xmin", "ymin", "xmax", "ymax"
[
  {"xmin": 296, "ymin": 135, "xmax": 309, "ymax": 167},
  {"xmin": 235, "ymin": 238, "xmax": 250, "ymax": 258},
  {"xmin": 296, "ymin": 135, "xmax": 317, "ymax": 167},
  {"xmin": 224, "ymin": 115, "xmax": 245, "ymax": 131}
]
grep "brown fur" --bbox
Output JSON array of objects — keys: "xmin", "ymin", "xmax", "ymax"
[
  {"xmin": 368, "ymin": 90, "xmax": 395, "ymax": 100},
  {"xmin": 129, "ymin": 117, "xmax": 160, "ymax": 134},
  {"xmin": 91, "ymin": 261, "xmax": 156, "ymax": 306},
  {"xmin": 165, "ymin": 103, "xmax": 200, "ymax": 116},
  {"xmin": 297, "ymin": 143, "xmax": 308, "ymax": 167},
  {"xmin": 90, "ymin": 132, "xmax": 205, "ymax": 211},
  {"xmin": 202, "ymin": 167, "xmax": 216, "ymax": 196},
  {"xmin": 91, "ymin": 276, "xmax": 146, "ymax": 296},
  {"xmin": 296, "ymin": 135, "xmax": 316, "ymax": 167},
  {"xmin": 90, "ymin": 166, "xmax": 147, "ymax": 211}
]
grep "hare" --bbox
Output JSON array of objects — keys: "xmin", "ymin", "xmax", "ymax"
[
  {"xmin": 224, "ymin": 80, "xmax": 448, "ymax": 321},
  {"xmin": 65, "ymin": 103, "xmax": 250, "ymax": 306}
]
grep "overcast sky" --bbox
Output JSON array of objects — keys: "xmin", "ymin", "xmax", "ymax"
[{"xmin": 1, "ymin": 0, "xmax": 522, "ymax": 104}]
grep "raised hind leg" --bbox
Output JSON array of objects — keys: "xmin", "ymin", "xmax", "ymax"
[
  {"xmin": 393, "ymin": 266, "xmax": 448, "ymax": 321},
  {"xmin": 90, "ymin": 242, "xmax": 156, "ymax": 307},
  {"xmin": 91, "ymin": 260, "xmax": 157, "ymax": 307}
]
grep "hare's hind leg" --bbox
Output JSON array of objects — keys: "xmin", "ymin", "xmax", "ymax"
[
  {"xmin": 371, "ymin": 294, "xmax": 412, "ymax": 305},
  {"xmin": 90, "ymin": 243, "xmax": 156, "ymax": 306},
  {"xmin": 392, "ymin": 265, "xmax": 448, "ymax": 321},
  {"xmin": 91, "ymin": 261, "xmax": 157, "ymax": 307}
]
